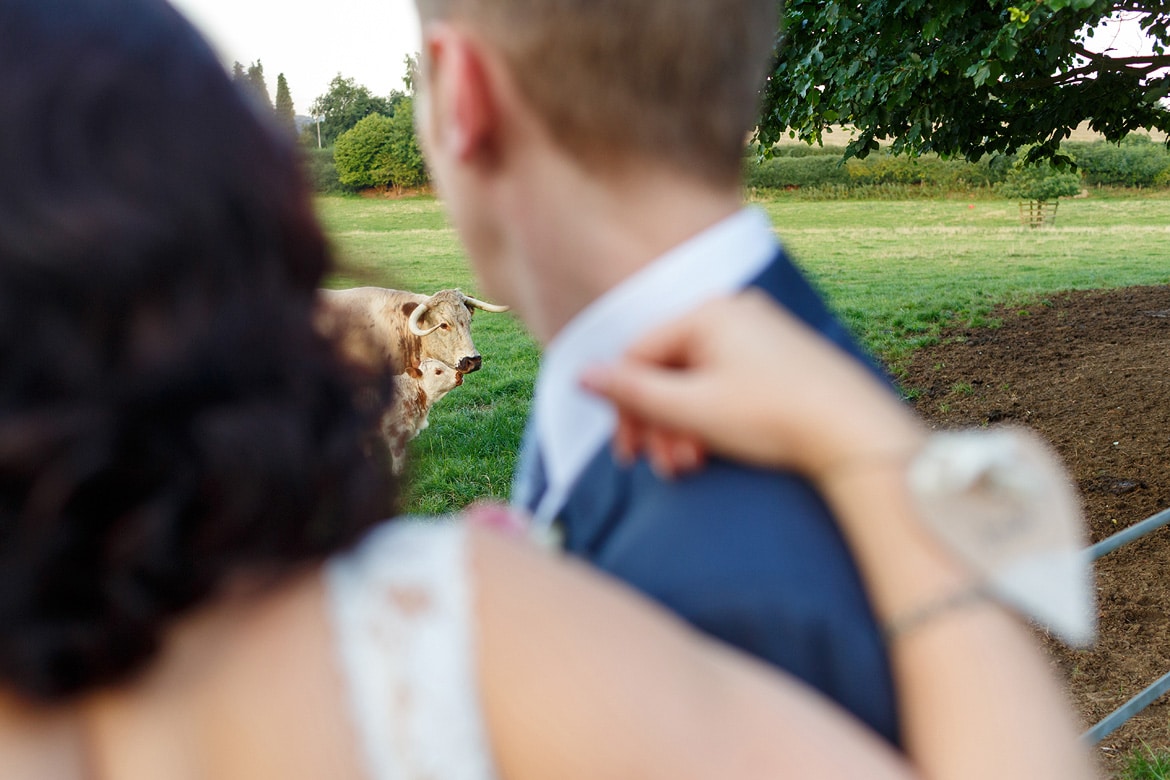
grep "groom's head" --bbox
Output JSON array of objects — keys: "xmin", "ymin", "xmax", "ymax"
[{"xmin": 413, "ymin": 0, "xmax": 777, "ymax": 188}]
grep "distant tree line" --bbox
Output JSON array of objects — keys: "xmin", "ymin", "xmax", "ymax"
[
  {"xmin": 229, "ymin": 56, "xmax": 426, "ymax": 194},
  {"xmin": 231, "ymin": 59, "xmax": 296, "ymax": 137},
  {"xmin": 744, "ymin": 135, "xmax": 1170, "ymax": 193}
]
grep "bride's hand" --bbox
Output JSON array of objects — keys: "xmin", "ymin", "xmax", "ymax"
[{"xmin": 581, "ymin": 290, "xmax": 923, "ymax": 482}]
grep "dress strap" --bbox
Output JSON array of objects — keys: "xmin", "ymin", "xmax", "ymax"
[{"xmin": 325, "ymin": 520, "xmax": 496, "ymax": 780}]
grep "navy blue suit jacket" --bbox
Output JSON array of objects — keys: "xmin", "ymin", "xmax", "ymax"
[{"xmin": 519, "ymin": 248, "xmax": 900, "ymax": 746}]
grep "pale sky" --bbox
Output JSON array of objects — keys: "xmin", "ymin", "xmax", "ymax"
[
  {"xmin": 169, "ymin": 0, "xmax": 422, "ymax": 115},
  {"xmin": 1088, "ymin": 13, "xmax": 1162, "ymax": 59}
]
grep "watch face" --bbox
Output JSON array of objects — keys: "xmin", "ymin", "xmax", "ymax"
[{"xmin": 908, "ymin": 427, "xmax": 1095, "ymax": 646}]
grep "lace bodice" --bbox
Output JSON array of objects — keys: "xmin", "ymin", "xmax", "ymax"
[{"xmin": 325, "ymin": 519, "xmax": 497, "ymax": 780}]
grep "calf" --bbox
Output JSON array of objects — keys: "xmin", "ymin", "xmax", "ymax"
[{"xmin": 382, "ymin": 358, "xmax": 463, "ymax": 474}]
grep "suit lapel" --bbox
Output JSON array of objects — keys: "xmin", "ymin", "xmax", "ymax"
[
  {"xmin": 748, "ymin": 248, "xmax": 835, "ymax": 329},
  {"xmin": 749, "ymin": 249, "xmax": 887, "ymax": 379}
]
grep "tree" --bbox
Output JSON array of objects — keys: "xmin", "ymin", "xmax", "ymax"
[
  {"xmin": 308, "ymin": 75, "xmax": 395, "ymax": 147},
  {"xmin": 759, "ymin": 1, "xmax": 1170, "ymax": 163},
  {"xmin": 333, "ymin": 99, "xmax": 427, "ymax": 193},
  {"xmin": 274, "ymin": 73, "xmax": 296, "ymax": 136},
  {"xmin": 382, "ymin": 98, "xmax": 426, "ymax": 190},
  {"xmin": 997, "ymin": 157, "xmax": 1084, "ymax": 202},
  {"xmin": 231, "ymin": 61, "xmax": 246, "ymax": 84},
  {"xmin": 245, "ymin": 59, "xmax": 273, "ymax": 111},
  {"xmin": 997, "ymin": 145, "xmax": 1084, "ymax": 226},
  {"xmin": 402, "ymin": 52, "xmax": 419, "ymax": 95}
]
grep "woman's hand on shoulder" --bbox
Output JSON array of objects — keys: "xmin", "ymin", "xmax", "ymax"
[{"xmin": 581, "ymin": 290, "xmax": 924, "ymax": 483}]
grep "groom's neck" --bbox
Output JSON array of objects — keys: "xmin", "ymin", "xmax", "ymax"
[{"xmin": 505, "ymin": 161, "xmax": 743, "ymax": 346}]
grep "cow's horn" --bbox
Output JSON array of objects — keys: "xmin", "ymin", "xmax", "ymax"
[
  {"xmin": 408, "ymin": 300, "xmax": 442, "ymax": 336},
  {"xmin": 462, "ymin": 294, "xmax": 510, "ymax": 313}
]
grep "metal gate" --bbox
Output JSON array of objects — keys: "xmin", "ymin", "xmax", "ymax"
[{"xmin": 1081, "ymin": 506, "xmax": 1170, "ymax": 744}]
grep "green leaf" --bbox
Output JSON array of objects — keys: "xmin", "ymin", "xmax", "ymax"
[{"xmin": 761, "ymin": 0, "xmax": 1170, "ymax": 166}]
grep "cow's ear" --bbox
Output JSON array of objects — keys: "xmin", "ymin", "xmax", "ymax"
[
  {"xmin": 464, "ymin": 302, "xmax": 476, "ymax": 315},
  {"xmin": 406, "ymin": 366, "xmax": 423, "ymax": 379},
  {"xmin": 402, "ymin": 302, "xmax": 419, "ymax": 316}
]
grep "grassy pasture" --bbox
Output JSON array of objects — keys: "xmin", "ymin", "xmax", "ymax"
[
  {"xmin": 315, "ymin": 193, "xmax": 1170, "ymax": 514},
  {"xmin": 759, "ymin": 196, "xmax": 1170, "ymax": 364},
  {"xmin": 315, "ymin": 197, "xmax": 540, "ymax": 514}
]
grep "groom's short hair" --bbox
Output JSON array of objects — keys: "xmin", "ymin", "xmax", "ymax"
[{"xmin": 414, "ymin": 0, "xmax": 777, "ymax": 186}]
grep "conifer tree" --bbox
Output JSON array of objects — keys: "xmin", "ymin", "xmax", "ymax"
[
  {"xmin": 245, "ymin": 60, "xmax": 273, "ymax": 110},
  {"xmin": 274, "ymin": 73, "xmax": 296, "ymax": 136}
]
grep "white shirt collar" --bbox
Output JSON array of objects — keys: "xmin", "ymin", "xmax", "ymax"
[{"xmin": 531, "ymin": 206, "xmax": 779, "ymax": 525}]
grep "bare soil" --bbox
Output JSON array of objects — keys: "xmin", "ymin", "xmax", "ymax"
[{"xmin": 900, "ymin": 284, "xmax": 1170, "ymax": 775}]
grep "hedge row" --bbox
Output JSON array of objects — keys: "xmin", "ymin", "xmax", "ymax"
[
  {"xmin": 744, "ymin": 151, "xmax": 1001, "ymax": 191},
  {"xmin": 745, "ymin": 138, "xmax": 1170, "ymax": 192},
  {"xmin": 1063, "ymin": 137, "xmax": 1170, "ymax": 187},
  {"xmin": 300, "ymin": 137, "xmax": 1170, "ymax": 195}
]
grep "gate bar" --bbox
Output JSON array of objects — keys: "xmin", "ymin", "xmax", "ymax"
[
  {"xmin": 1083, "ymin": 669, "xmax": 1170, "ymax": 745},
  {"xmin": 1089, "ymin": 507, "xmax": 1170, "ymax": 561}
]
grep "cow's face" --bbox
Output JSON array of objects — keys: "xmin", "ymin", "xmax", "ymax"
[{"xmin": 403, "ymin": 290, "xmax": 483, "ymax": 373}]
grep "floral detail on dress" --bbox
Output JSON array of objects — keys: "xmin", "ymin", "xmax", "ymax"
[{"xmin": 326, "ymin": 520, "xmax": 496, "ymax": 780}]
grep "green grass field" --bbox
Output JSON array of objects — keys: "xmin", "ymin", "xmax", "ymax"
[
  {"xmin": 316, "ymin": 197, "xmax": 540, "ymax": 514},
  {"xmin": 315, "ymin": 192, "xmax": 1170, "ymax": 514}
]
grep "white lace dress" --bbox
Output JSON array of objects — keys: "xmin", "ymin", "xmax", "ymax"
[{"xmin": 325, "ymin": 519, "xmax": 498, "ymax": 780}]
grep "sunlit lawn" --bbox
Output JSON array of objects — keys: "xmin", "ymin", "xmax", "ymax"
[{"xmin": 316, "ymin": 192, "xmax": 1170, "ymax": 513}]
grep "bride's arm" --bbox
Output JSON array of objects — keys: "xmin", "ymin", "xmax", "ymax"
[
  {"xmin": 469, "ymin": 524, "xmax": 914, "ymax": 780},
  {"xmin": 812, "ymin": 446, "xmax": 1092, "ymax": 780},
  {"xmin": 482, "ymin": 290, "xmax": 1091, "ymax": 780},
  {"xmin": 470, "ymin": 485, "xmax": 1090, "ymax": 780}
]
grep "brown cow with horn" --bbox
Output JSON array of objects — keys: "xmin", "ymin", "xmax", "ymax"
[
  {"xmin": 315, "ymin": 287, "xmax": 510, "ymax": 378},
  {"xmin": 315, "ymin": 287, "xmax": 510, "ymax": 468}
]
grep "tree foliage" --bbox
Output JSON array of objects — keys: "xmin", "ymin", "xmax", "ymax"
[
  {"xmin": 996, "ymin": 146, "xmax": 1084, "ymax": 200},
  {"xmin": 245, "ymin": 60, "xmax": 273, "ymax": 111},
  {"xmin": 333, "ymin": 98, "xmax": 426, "ymax": 192},
  {"xmin": 309, "ymin": 75, "xmax": 401, "ymax": 147},
  {"xmin": 402, "ymin": 53, "xmax": 419, "ymax": 95},
  {"xmin": 760, "ymin": 1, "xmax": 1170, "ymax": 163},
  {"xmin": 1067, "ymin": 134, "xmax": 1170, "ymax": 184},
  {"xmin": 274, "ymin": 73, "xmax": 296, "ymax": 136}
]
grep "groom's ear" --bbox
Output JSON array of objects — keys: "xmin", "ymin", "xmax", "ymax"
[{"xmin": 422, "ymin": 23, "xmax": 501, "ymax": 165}]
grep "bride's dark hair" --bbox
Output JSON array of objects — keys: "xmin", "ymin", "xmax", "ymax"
[{"xmin": 0, "ymin": 0, "xmax": 395, "ymax": 700}]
